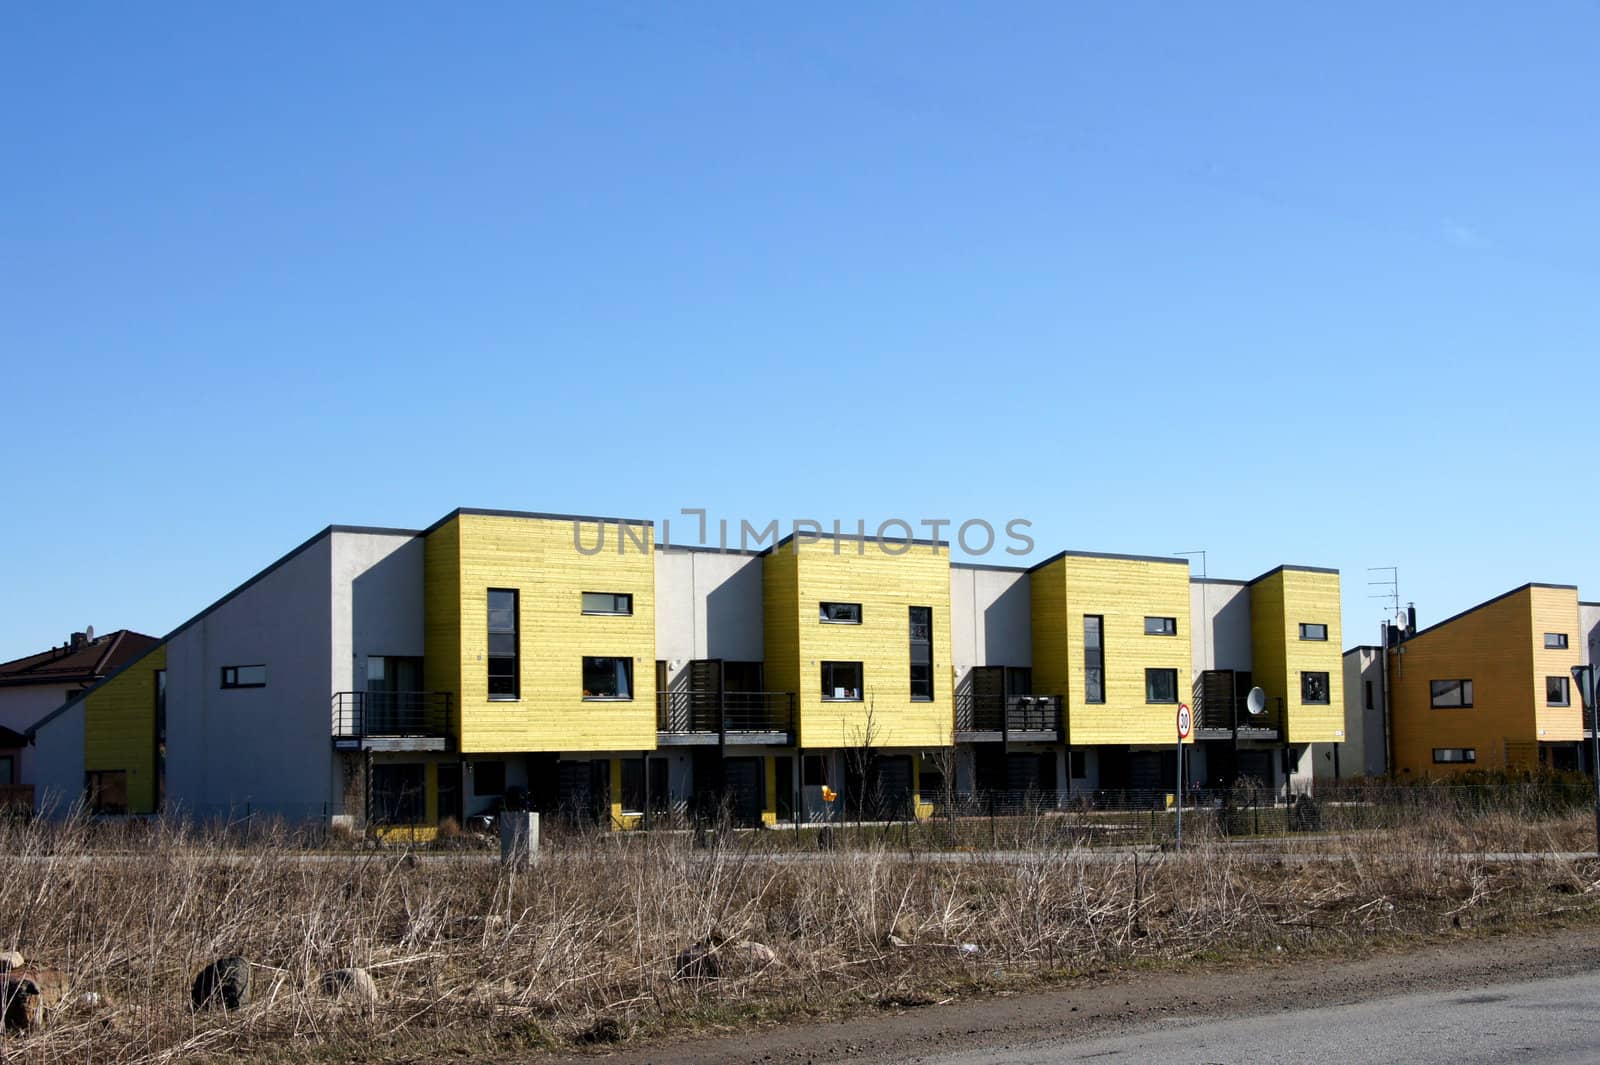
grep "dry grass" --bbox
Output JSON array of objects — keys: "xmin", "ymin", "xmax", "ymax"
[{"xmin": 2, "ymin": 800, "xmax": 1598, "ymax": 1063}]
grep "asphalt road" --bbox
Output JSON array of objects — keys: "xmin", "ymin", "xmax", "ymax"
[{"xmin": 912, "ymin": 970, "xmax": 1600, "ymax": 1065}]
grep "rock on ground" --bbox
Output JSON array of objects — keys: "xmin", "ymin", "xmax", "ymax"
[
  {"xmin": 192, "ymin": 957, "xmax": 251, "ymax": 1011},
  {"xmin": 2, "ymin": 969, "xmax": 69, "ymax": 1032},
  {"xmin": 318, "ymin": 967, "xmax": 378, "ymax": 1004}
]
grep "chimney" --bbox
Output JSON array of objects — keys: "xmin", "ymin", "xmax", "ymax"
[
  {"xmin": 1406, "ymin": 603, "xmax": 1417, "ymax": 639},
  {"xmin": 70, "ymin": 631, "xmax": 86, "ymax": 649}
]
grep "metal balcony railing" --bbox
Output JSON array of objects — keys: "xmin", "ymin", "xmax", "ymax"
[
  {"xmin": 331, "ymin": 691, "xmax": 451, "ymax": 740},
  {"xmin": 656, "ymin": 690, "xmax": 794, "ymax": 739},
  {"xmin": 1192, "ymin": 671, "xmax": 1283, "ymax": 737},
  {"xmin": 954, "ymin": 693, "xmax": 1064, "ymax": 738}
]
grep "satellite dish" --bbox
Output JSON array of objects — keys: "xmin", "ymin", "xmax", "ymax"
[{"xmin": 1246, "ymin": 687, "xmax": 1266, "ymax": 716}]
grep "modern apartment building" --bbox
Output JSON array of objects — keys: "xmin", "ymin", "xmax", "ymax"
[
  {"xmin": 25, "ymin": 508, "xmax": 1346, "ymax": 827},
  {"xmin": 1386, "ymin": 584, "xmax": 1585, "ymax": 776}
]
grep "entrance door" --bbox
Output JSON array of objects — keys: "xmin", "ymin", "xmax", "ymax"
[{"xmin": 722, "ymin": 757, "xmax": 763, "ymax": 826}]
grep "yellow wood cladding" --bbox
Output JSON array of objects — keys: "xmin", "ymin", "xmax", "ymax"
[
  {"xmin": 767, "ymin": 539, "xmax": 954, "ymax": 749},
  {"xmin": 1032, "ymin": 555, "xmax": 1192, "ymax": 746},
  {"xmin": 427, "ymin": 513, "xmax": 657, "ymax": 754},
  {"xmin": 1249, "ymin": 569, "xmax": 1344, "ymax": 744},
  {"xmin": 83, "ymin": 643, "xmax": 167, "ymax": 814},
  {"xmin": 1388, "ymin": 585, "xmax": 1581, "ymax": 776}
]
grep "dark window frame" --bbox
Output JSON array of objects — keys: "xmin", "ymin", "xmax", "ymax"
[
  {"xmin": 1432, "ymin": 747, "xmax": 1477, "ymax": 764},
  {"xmin": 821, "ymin": 660, "xmax": 864, "ymax": 702},
  {"xmin": 1145, "ymin": 667, "xmax": 1179, "ymax": 704},
  {"xmin": 1301, "ymin": 671, "xmax": 1331, "ymax": 705},
  {"xmin": 1429, "ymin": 679, "xmax": 1474, "ymax": 709},
  {"xmin": 1144, "ymin": 616, "xmax": 1177, "ymax": 637},
  {"xmin": 220, "ymin": 664, "xmax": 267, "ymax": 689},
  {"xmin": 1547, "ymin": 675, "xmax": 1571, "ymax": 707},
  {"xmin": 909, "ymin": 606, "xmax": 934, "ymax": 701},
  {"xmin": 819, "ymin": 602, "xmax": 863, "ymax": 625},
  {"xmin": 1299, "ymin": 623, "xmax": 1329, "ymax": 641},
  {"xmin": 582, "ymin": 656, "xmax": 635, "ymax": 701},
  {"xmin": 581, "ymin": 591, "xmax": 634, "ymax": 616},
  {"xmin": 488, "ymin": 588, "xmax": 520, "ymax": 701},
  {"xmin": 1365, "ymin": 680, "xmax": 1374, "ymax": 711},
  {"xmin": 1084, "ymin": 615, "xmax": 1105, "ymax": 705},
  {"xmin": 1545, "ymin": 632, "xmax": 1570, "ymax": 650}
]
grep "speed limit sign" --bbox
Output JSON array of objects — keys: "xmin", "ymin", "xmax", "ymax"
[{"xmin": 1176, "ymin": 703, "xmax": 1192, "ymax": 740}]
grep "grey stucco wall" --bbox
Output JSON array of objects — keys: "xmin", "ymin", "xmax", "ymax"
[
  {"xmin": 1190, "ymin": 580, "xmax": 1252, "ymax": 672},
  {"xmin": 165, "ymin": 534, "xmax": 335, "ymax": 819},
  {"xmin": 332, "ymin": 531, "xmax": 425, "ymax": 692},
  {"xmin": 950, "ymin": 565, "xmax": 1032, "ymax": 703},
  {"xmin": 1583, "ymin": 603, "xmax": 1600, "ymax": 670},
  {"xmin": 29, "ymin": 699, "xmax": 84, "ymax": 816},
  {"xmin": 654, "ymin": 548, "xmax": 763, "ymax": 686}
]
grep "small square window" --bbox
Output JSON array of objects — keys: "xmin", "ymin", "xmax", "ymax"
[
  {"xmin": 821, "ymin": 661, "xmax": 864, "ymax": 701},
  {"xmin": 1548, "ymin": 676, "xmax": 1571, "ymax": 707},
  {"xmin": 820, "ymin": 602, "xmax": 862, "ymax": 624},
  {"xmin": 1144, "ymin": 616, "xmax": 1177, "ymax": 636},
  {"xmin": 1299, "ymin": 623, "xmax": 1328, "ymax": 641},
  {"xmin": 1145, "ymin": 668, "xmax": 1178, "ymax": 704},
  {"xmin": 582, "ymin": 657, "xmax": 634, "ymax": 700},
  {"xmin": 1545, "ymin": 633, "xmax": 1569, "ymax": 650},
  {"xmin": 581, "ymin": 592, "xmax": 633, "ymax": 616},
  {"xmin": 1301, "ymin": 671, "xmax": 1330, "ymax": 705}
]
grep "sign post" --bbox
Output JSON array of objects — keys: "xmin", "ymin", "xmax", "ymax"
[{"xmin": 1175, "ymin": 703, "xmax": 1192, "ymax": 851}]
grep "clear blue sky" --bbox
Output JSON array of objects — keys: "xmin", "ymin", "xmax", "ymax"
[{"xmin": 3, "ymin": 2, "xmax": 1597, "ymax": 660}]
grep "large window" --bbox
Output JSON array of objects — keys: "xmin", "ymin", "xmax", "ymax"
[
  {"xmin": 581, "ymin": 592, "xmax": 633, "ymax": 616},
  {"xmin": 820, "ymin": 602, "xmax": 862, "ymax": 624},
  {"xmin": 371, "ymin": 763, "xmax": 425, "ymax": 824},
  {"xmin": 85, "ymin": 770, "xmax": 128, "ymax": 815},
  {"xmin": 1433, "ymin": 748, "xmax": 1476, "ymax": 764},
  {"xmin": 582, "ymin": 657, "xmax": 634, "ymax": 700},
  {"xmin": 0, "ymin": 755, "xmax": 13, "ymax": 787},
  {"xmin": 1299, "ymin": 623, "xmax": 1329, "ymax": 641},
  {"xmin": 1084, "ymin": 615, "xmax": 1105, "ymax": 704},
  {"xmin": 488, "ymin": 589, "xmax": 519, "ymax": 700},
  {"xmin": 1145, "ymin": 668, "xmax": 1178, "ymax": 704},
  {"xmin": 909, "ymin": 606, "xmax": 933, "ymax": 701},
  {"xmin": 620, "ymin": 758, "xmax": 645, "ymax": 814},
  {"xmin": 1548, "ymin": 676, "xmax": 1571, "ymax": 707},
  {"xmin": 1430, "ymin": 679, "xmax": 1474, "ymax": 708},
  {"xmin": 1144, "ymin": 616, "xmax": 1177, "ymax": 636},
  {"xmin": 1301, "ymin": 671, "xmax": 1331, "ymax": 705},
  {"xmin": 220, "ymin": 664, "xmax": 266, "ymax": 689},
  {"xmin": 821, "ymin": 661, "xmax": 863, "ymax": 701},
  {"xmin": 1545, "ymin": 632, "xmax": 1570, "ymax": 650}
]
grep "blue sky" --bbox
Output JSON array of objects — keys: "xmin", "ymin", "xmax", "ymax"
[{"xmin": 3, "ymin": 2, "xmax": 1597, "ymax": 659}]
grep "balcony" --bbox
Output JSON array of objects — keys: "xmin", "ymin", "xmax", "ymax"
[
  {"xmin": 955, "ymin": 693, "xmax": 1064, "ymax": 744},
  {"xmin": 331, "ymin": 691, "xmax": 452, "ymax": 752},
  {"xmin": 656, "ymin": 690, "xmax": 794, "ymax": 746},
  {"xmin": 1192, "ymin": 671, "xmax": 1282, "ymax": 741}
]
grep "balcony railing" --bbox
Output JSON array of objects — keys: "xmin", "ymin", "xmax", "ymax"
[
  {"xmin": 331, "ymin": 691, "xmax": 451, "ymax": 742},
  {"xmin": 954, "ymin": 693, "xmax": 1064, "ymax": 739},
  {"xmin": 1192, "ymin": 671, "xmax": 1283, "ymax": 738},
  {"xmin": 657, "ymin": 690, "xmax": 794, "ymax": 740}
]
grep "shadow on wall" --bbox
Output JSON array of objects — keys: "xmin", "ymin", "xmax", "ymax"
[
  {"xmin": 350, "ymin": 543, "xmax": 425, "ymax": 683},
  {"xmin": 1208, "ymin": 590, "xmax": 1252, "ymax": 667},
  {"xmin": 705, "ymin": 559, "xmax": 763, "ymax": 662},
  {"xmin": 983, "ymin": 579, "xmax": 1031, "ymax": 670}
]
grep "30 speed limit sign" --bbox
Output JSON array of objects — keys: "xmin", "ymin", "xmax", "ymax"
[{"xmin": 1176, "ymin": 703, "xmax": 1192, "ymax": 740}]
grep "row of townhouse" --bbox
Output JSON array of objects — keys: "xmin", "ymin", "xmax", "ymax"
[
  {"xmin": 21, "ymin": 509, "xmax": 1353, "ymax": 828},
  {"xmin": 1346, "ymin": 585, "xmax": 1600, "ymax": 777}
]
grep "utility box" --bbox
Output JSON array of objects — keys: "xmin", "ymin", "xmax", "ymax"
[{"xmin": 500, "ymin": 812, "xmax": 539, "ymax": 869}]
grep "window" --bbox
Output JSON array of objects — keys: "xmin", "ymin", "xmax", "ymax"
[
  {"xmin": 803, "ymin": 755, "xmax": 830, "ymax": 786},
  {"xmin": 0, "ymin": 755, "xmax": 12, "ymax": 787},
  {"xmin": 1145, "ymin": 668, "xmax": 1178, "ymax": 704},
  {"xmin": 1432, "ymin": 748, "xmax": 1477, "ymax": 764},
  {"xmin": 488, "ymin": 589, "xmax": 519, "ymax": 700},
  {"xmin": 581, "ymin": 592, "xmax": 633, "ymax": 616},
  {"xmin": 909, "ymin": 606, "xmax": 933, "ymax": 700},
  {"xmin": 1299, "ymin": 623, "xmax": 1329, "ymax": 641},
  {"xmin": 1545, "ymin": 633, "xmax": 1570, "ymax": 650},
  {"xmin": 1430, "ymin": 679, "xmax": 1474, "ymax": 708},
  {"xmin": 582, "ymin": 657, "xmax": 634, "ymax": 700},
  {"xmin": 820, "ymin": 602, "xmax": 862, "ymax": 624},
  {"xmin": 1301, "ymin": 671, "xmax": 1331, "ymax": 705},
  {"xmin": 473, "ymin": 760, "xmax": 506, "ymax": 796},
  {"xmin": 220, "ymin": 664, "xmax": 266, "ymax": 689},
  {"xmin": 1548, "ymin": 676, "xmax": 1571, "ymax": 707},
  {"xmin": 1365, "ymin": 680, "xmax": 1374, "ymax": 711},
  {"xmin": 85, "ymin": 770, "xmax": 128, "ymax": 815},
  {"xmin": 1084, "ymin": 615, "xmax": 1105, "ymax": 704},
  {"xmin": 1144, "ymin": 616, "xmax": 1177, "ymax": 636},
  {"xmin": 1069, "ymin": 749, "xmax": 1087, "ymax": 779},
  {"xmin": 371, "ymin": 763, "xmax": 425, "ymax": 824},
  {"xmin": 821, "ymin": 661, "xmax": 863, "ymax": 701}
]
